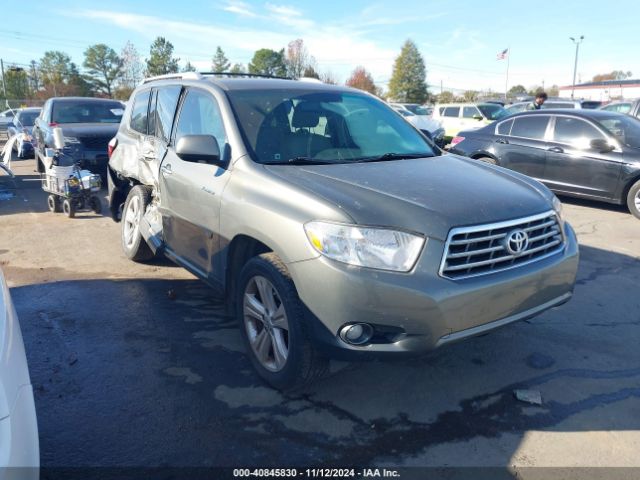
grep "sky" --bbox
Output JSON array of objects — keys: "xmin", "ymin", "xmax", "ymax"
[{"xmin": 1, "ymin": 0, "xmax": 638, "ymax": 95}]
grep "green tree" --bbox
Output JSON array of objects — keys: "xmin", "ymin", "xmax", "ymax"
[
  {"xmin": 248, "ymin": 48, "xmax": 287, "ymax": 77},
  {"xmin": 388, "ymin": 39, "xmax": 428, "ymax": 103},
  {"xmin": 508, "ymin": 85, "xmax": 527, "ymax": 95},
  {"xmin": 302, "ymin": 65, "xmax": 320, "ymax": 79},
  {"xmin": 463, "ymin": 90, "xmax": 479, "ymax": 102},
  {"xmin": 229, "ymin": 63, "xmax": 245, "ymax": 74},
  {"xmin": 4, "ymin": 66, "xmax": 29, "ymax": 100},
  {"xmin": 592, "ymin": 70, "xmax": 632, "ymax": 82},
  {"xmin": 345, "ymin": 66, "xmax": 377, "ymax": 94},
  {"xmin": 182, "ymin": 61, "xmax": 196, "ymax": 72},
  {"xmin": 146, "ymin": 37, "xmax": 180, "ymax": 76},
  {"xmin": 211, "ymin": 46, "xmax": 230, "ymax": 73},
  {"xmin": 28, "ymin": 60, "xmax": 40, "ymax": 94},
  {"xmin": 437, "ymin": 91, "xmax": 455, "ymax": 103},
  {"xmin": 83, "ymin": 43, "xmax": 123, "ymax": 97},
  {"xmin": 38, "ymin": 51, "xmax": 88, "ymax": 97}
]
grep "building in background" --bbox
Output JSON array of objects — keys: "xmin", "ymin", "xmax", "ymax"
[{"xmin": 559, "ymin": 79, "xmax": 640, "ymax": 101}]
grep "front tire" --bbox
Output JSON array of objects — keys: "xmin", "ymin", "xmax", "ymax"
[
  {"xmin": 237, "ymin": 253, "xmax": 328, "ymax": 391},
  {"xmin": 627, "ymin": 180, "xmax": 640, "ymax": 220},
  {"xmin": 62, "ymin": 199, "xmax": 75, "ymax": 218},
  {"xmin": 121, "ymin": 185, "xmax": 154, "ymax": 262}
]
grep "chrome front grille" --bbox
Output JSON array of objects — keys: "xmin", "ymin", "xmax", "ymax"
[{"xmin": 440, "ymin": 211, "xmax": 564, "ymax": 280}]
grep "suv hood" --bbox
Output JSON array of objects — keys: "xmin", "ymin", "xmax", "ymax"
[
  {"xmin": 56, "ymin": 123, "xmax": 119, "ymax": 137},
  {"xmin": 265, "ymin": 154, "xmax": 553, "ymax": 241}
]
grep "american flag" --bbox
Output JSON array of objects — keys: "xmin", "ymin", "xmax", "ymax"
[{"xmin": 497, "ymin": 48, "xmax": 509, "ymax": 60}]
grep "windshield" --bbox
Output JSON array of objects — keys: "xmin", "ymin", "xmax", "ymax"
[
  {"xmin": 597, "ymin": 114, "xmax": 640, "ymax": 150},
  {"xmin": 17, "ymin": 111, "xmax": 40, "ymax": 127},
  {"xmin": 226, "ymin": 89, "xmax": 436, "ymax": 164},
  {"xmin": 52, "ymin": 101, "xmax": 124, "ymax": 124},
  {"xmin": 478, "ymin": 103, "xmax": 507, "ymax": 120}
]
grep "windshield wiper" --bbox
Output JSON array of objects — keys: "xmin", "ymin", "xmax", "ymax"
[
  {"xmin": 353, "ymin": 152, "xmax": 433, "ymax": 163},
  {"xmin": 268, "ymin": 156, "xmax": 333, "ymax": 165}
]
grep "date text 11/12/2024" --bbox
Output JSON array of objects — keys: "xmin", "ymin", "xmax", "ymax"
[{"xmin": 233, "ymin": 469, "xmax": 401, "ymax": 478}]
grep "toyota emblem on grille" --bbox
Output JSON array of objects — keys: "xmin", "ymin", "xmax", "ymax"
[{"xmin": 505, "ymin": 229, "xmax": 529, "ymax": 255}]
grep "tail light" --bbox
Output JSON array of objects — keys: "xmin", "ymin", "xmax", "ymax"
[
  {"xmin": 108, "ymin": 138, "xmax": 118, "ymax": 159},
  {"xmin": 450, "ymin": 136, "xmax": 465, "ymax": 147},
  {"xmin": 48, "ymin": 122, "xmax": 58, "ymax": 127}
]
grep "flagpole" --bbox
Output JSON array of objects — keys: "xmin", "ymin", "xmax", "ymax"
[{"xmin": 504, "ymin": 47, "xmax": 510, "ymax": 102}]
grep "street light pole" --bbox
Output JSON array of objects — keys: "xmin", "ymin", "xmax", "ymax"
[{"xmin": 570, "ymin": 35, "xmax": 584, "ymax": 100}]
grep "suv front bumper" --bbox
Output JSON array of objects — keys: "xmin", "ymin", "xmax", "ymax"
[{"xmin": 288, "ymin": 223, "xmax": 579, "ymax": 358}]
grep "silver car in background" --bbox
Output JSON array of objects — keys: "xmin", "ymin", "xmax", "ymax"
[
  {"xmin": 0, "ymin": 268, "xmax": 39, "ymax": 478},
  {"xmin": 108, "ymin": 73, "xmax": 579, "ymax": 390}
]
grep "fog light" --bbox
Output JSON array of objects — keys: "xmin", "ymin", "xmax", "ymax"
[{"xmin": 339, "ymin": 323, "xmax": 374, "ymax": 345}]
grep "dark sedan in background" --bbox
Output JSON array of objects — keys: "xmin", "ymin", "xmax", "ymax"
[
  {"xmin": 449, "ymin": 110, "xmax": 640, "ymax": 218},
  {"xmin": 33, "ymin": 97, "xmax": 124, "ymax": 178},
  {"xmin": 7, "ymin": 108, "xmax": 41, "ymax": 158}
]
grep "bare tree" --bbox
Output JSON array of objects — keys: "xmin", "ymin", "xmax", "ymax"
[{"xmin": 286, "ymin": 39, "xmax": 313, "ymax": 79}]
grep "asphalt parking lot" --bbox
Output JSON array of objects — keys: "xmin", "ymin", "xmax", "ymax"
[{"xmin": 1, "ymin": 153, "xmax": 639, "ymax": 476}]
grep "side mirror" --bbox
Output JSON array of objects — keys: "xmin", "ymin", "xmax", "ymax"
[
  {"xmin": 52, "ymin": 127, "xmax": 65, "ymax": 149},
  {"xmin": 473, "ymin": 115, "xmax": 483, "ymax": 121},
  {"xmin": 590, "ymin": 138, "xmax": 615, "ymax": 153},
  {"xmin": 175, "ymin": 135, "xmax": 222, "ymax": 165}
]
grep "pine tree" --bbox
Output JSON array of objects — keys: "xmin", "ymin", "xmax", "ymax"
[
  {"xmin": 146, "ymin": 37, "xmax": 180, "ymax": 76},
  {"xmin": 248, "ymin": 49, "xmax": 287, "ymax": 77},
  {"xmin": 83, "ymin": 43, "xmax": 123, "ymax": 97},
  {"xmin": 388, "ymin": 39, "xmax": 428, "ymax": 103},
  {"xmin": 211, "ymin": 46, "xmax": 230, "ymax": 73},
  {"xmin": 182, "ymin": 61, "xmax": 196, "ymax": 72}
]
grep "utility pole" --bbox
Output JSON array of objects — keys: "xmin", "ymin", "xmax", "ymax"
[{"xmin": 570, "ymin": 36, "xmax": 584, "ymax": 99}]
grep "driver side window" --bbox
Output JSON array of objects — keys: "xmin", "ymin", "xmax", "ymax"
[{"xmin": 175, "ymin": 89, "xmax": 227, "ymax": 159}]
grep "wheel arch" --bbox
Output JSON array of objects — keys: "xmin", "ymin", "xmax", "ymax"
[{"xmin": 470, "ymin": 151, "xmax": 499, "ymax": 164}]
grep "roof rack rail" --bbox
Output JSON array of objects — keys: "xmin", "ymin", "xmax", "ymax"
[
  {"xmin": 142, "ymin": 72, "xmax": 203, "ymax": 84},
  {"xmin": 199, "ymin": 72, "xmax": 292, "ymax": 80}
]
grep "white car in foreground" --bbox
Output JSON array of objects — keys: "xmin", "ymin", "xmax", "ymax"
[
  {"xmin": 389, "ymin": 104, "xmax": 445, "ymax": 146},
  {"xmin": 0, "ymin": 268, "xmax": 39, "ymax": 478}
]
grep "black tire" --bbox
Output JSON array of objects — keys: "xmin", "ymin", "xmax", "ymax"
[
  {"xmin": 89, "ymin": 195, "xmax": 102, "ymax": 214},
  {"xmin": 627, "ymin": 180, "xmax": 640, "ymax": 220},
  {"xmin": 236, "ymin": 253, "xmax": 328, "ymax": 391},
  {"xmin": 121, "ymin": 185, "xmax": 154, "ymax": 262},
  {"xmin": 47, "ymin": 195, "xmax": 61, "ymax": 213},
  {"xmin": 476, "ymin": 156, "xmax": 498, "ymax": 165},
  {"xmin": 62, "ymin": 199, "xmax": 75, "ymax": 218}
]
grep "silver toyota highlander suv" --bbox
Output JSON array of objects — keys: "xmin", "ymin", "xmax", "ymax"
[{"xmin": 107, "ymin": 72, "xmax": 579, "ymax": 390}]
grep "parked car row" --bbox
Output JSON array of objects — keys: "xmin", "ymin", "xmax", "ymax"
[
  {"xmin": 6, "ymin": 108, "xmax": 41, "ymax": 159},
  {"xmin": 449, "ymin": 109, "xmax": 640, "ymax": 218}
]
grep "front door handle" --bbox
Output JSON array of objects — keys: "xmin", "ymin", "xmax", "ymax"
[
  {"xmin": 547, "ymin": 146, "xmax": 564, "ymax": 153},
  {"xmin": 161, "ymin": 164, "xmax": 172, "ymax": 175},
  {"xmin": 495, "ymin": 138, "xmax": 509, "ymax": 144}
]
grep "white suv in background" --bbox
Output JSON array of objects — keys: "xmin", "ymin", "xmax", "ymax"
[{"xmin": 433, "ymin": 103, "xmax": 507, "ymax": 139}]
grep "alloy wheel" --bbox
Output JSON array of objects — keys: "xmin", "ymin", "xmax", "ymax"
[
  {"xmin": 243, "ymin": 275, "xmax": 289, "ymax": 372},
  {"xmin": 123, "ymin": 195, "xmax": 141, "ymax": 249}
]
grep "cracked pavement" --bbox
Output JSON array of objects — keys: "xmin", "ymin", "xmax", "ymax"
[{"xmin": 1, "ymin": 155, "xmax": 639, "ymax": 475}]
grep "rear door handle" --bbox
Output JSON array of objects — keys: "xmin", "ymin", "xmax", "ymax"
[
  {"xmin": 495, "ymin": 138, "xmax": 509, "ymax": 144},
  {"xmin": 547, "ymin": 146, "xmax": 564, "ymax": 153},
  {"xmin": 161, "ymin": 164, "xmax": 172, "ymax": 175}
]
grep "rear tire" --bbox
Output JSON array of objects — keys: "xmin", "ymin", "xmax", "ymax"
[
  {"xmin": 237, "ymin": 253, "xmax": 328, "ymax": 391},
  {"xmin": 627, "ymin": 180, "xmax": 640, "ymax": 220},
  {"xmin": 121, "ymin": 185, "xmax": 154, "ymax": 262},
  {"xmin": 62, "ymin": 199, "xmax": 75, "ymax": 218},
  {"xmin": 47, "ymin": 195, "xmax": 61, "ymax": 213}
]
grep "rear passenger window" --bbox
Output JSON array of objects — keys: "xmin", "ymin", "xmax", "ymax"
[
  {"xmin": 497, "ymin": 119, "xmax": 513, "ymax": 135},
  {"xmin": 154, "ymin": 86, "xmax": 182, "ymax": 142},
  {"xmin": 130, "ymin": 90, "xmax": 151, "ymax": 134},
  {"xmin": 443, "ymin": 107, "xmax": 460, "ymax": 117},
  {"xmin": 510, "ymin": 116, "xmax": 549, "ymax": 140},
  {"xmin": 462, "ymin": 106, "xmax": 480, "ymax": 118},
  {"xmin": 175, "ymin": 89, "xmax": 226, "ymax": 158}
]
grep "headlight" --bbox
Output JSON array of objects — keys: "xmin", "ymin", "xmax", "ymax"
[
  {"xmin": 304, "ymin": 221, "xmax": 426, "ymax": 272},
  {"xmin": 63, "ymin": 136, "xmax": 81, "ymax": 144},
  {"xmin": 552, "ymin": 196, "xmax": 564, "ymax": 223}
]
